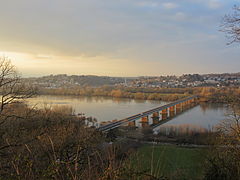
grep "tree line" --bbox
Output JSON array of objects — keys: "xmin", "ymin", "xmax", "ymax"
[
  {"xmin": 39, "ymin": 86, "xmax": 190, "ymax": 101},
  {"xmin": 38, "ymin": 85, "xmax": 240, "ymax": 103}
]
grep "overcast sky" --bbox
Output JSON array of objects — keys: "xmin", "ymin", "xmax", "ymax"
[{"xmin": 0, "ymin": 0, "xmax": 239, "ymax": 77}]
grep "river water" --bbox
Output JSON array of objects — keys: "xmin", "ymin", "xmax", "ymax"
[{"xmin": 27, "ymin": 95, "xmax": 227, "ymax": 131}]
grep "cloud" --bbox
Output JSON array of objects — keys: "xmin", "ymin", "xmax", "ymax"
[
  {"xmin": 0, "ymin": 0, "xmax": 239, "ymax": 76},
  {"xmin": 174, "ymin": 12, "xmax": 187, "ymax": 21},
  {"xmin": 137, "ymin": 1, "xmax": 159, "ymax": 8},
  {"xmin": 162, "ymin": 2, "xmax": 178, "ymax": 9},
  {"xmin": 137, "ymin": 1, "xmax": 179, "ymax": 9},
  {"xmin": 35, "ymin": 54, "xmax": 53, "ymax": 60},
  {"xmin": 208, "ymin": 0, "xmax": 222, "ymax": 9},
  {"xmin": 186, "ymin": 0, "xmax": 224, "ymax": 9}
]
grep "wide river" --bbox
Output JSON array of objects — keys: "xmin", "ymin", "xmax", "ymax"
[{"xmin": 27, "ymin": 95, "xmax": 227, "ymax": 131}]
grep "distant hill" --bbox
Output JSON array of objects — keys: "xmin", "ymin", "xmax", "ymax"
[
  {"xmin": 23, "ymin": 72, "xmax": 240, "ymax": 88},
  {"xmin": 23, "ymin": 74, "xmax": 129, "ymax": 87}
]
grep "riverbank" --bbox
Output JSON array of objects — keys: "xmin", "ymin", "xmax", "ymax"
[
  {"xmin": 38, "ymin": 86, "xmax": 190, "ymax": 101},
  {"xmin": 38, "ymin": 86, "xmax": 240, "ymax": 103}
]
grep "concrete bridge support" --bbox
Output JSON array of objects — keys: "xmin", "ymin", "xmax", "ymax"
[
  {"xmin": 141, "ymin": 116, "xmax": 149, "ymax": 127},
  {"xmin": 189, "ymin": 100, "xmax": 192, "ymax": 107},
  {"xmin": 128, "ymin": 121, "xmax": 136, "ymax": 127},
  {"xmin": 176, "ymin": 104, "xmax": 182, "ymax": 114},
  {"xmin": 183, "ymin": 101, "xmax": 188, "ymax": 109},
  {"xmin": 161, "ymin": 109, "xmax": 168, "ymax": 120},
  {"xmin": 190, "ymin": 99, "xmax": 195, "ymax": 107},
  {"xmin": 193, "ymin": 98, "xmax": 198, "ymax": 106},
  {"xmin": 194, "ymin": 97, "xmax": 198, "ymax": 103},
  {"xmin": 181, "ymin": 102, "xmax": 185, "ymax": 110},
  {"xmin": 169, "ymin": 106, "xmax": 175, "ymax": 117},
  {"xmin": 152, "ymin": 112, "xmax": 160, "ymax": 125}
]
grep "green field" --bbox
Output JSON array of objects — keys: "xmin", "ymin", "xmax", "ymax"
[{"xmin": 129, "ymin": 145, "xmax": 207, "ymax": 179}]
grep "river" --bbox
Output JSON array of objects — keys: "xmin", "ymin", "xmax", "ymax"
[{"xmin": 27, "ymin": 95, "xmax": 227, "ymax": 131}]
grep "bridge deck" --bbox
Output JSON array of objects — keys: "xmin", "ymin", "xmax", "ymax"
[{"xmin": 98, "ymin": 95, "xmax": 198, "ymax": 132}]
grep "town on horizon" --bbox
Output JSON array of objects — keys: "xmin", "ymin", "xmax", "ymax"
[{"xmin": 24, "ymin": 72, "xmax": 240, "ymax": 88}]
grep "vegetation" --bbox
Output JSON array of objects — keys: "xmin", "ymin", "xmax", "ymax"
[
  {"xmin": 38, "ymin": 84, "xmax": 240, "ymax": 103},
  {"xmin": 196, "ymin": 87, "xmax": 240, "ymax": 103},
  {"xmin": 0, "ymin": 57, "xmax": 35, "ymax": 126},
  {"xmin": 40, "ymin": 86, "xmax": 190, "ymax": 101},
  {"xmin": 2, "ymin": 103, "xmax": 202, "ymax": 179},
  {"xmin": 24, "ymin": 74, "xmax": 126, "ymax": 87},
  {"xmin": 0, "ymin": 104, "xmax": 101, "ymax": 179},
  {"xmin": 143, "ymin": 126, "xmax": 213, "ymax": 146},
  {"xmin": 203, "ymin": 95, "xmax": 240, "ymax": 179},
  {"xmin": 129, "ymin": 145, "xmax": 206, "ymax": 180}
]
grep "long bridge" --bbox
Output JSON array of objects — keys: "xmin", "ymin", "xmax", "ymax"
[{"xmin": 98, "ymin": 95, "xmax": 198, "ymax": 132}]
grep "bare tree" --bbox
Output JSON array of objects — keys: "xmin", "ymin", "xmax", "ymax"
[
  {"xmin": 204, "ymin": 95, "xmax": 240, "ymax": 179},
  {"xmin": 221, "ymin": 5, "xmax": 240, "ymax": 44},
  {"xmin": 220, "ymin": 99, "xmax": 240, "ymax": 138},
  {"xmin": 0, "ymin": 56, "xmax": 35, "ymax": 125}
]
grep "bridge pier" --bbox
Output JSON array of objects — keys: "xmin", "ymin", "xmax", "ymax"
[
  {"xmin": 169, "ymin": 106, "xmax": 175, "ymax": 117},
  {"xmin": 189, "ymin": 100, "xmax": 193, "ymax": 108},
  {"xmin": 161, "ymin": 109, "xmax": 168, "ymax": 120},
  {"xmin": 152, "ymin": 112, "xmax": 160, "ymax": 125},
  {"xmin": 176, "ymin": 103, "xmax": 182, "ymax": 114},
  {"xmin": 190, "ymin": 99, "xmax": 195, "ymax": 107},
  {"xmin": 194, "ymin": 97, "xmax": 198, "ymax": 103},
  {"xmin": 192, "ymin": 98, "xmax": 198, "ymax": 106},
  {"xmin": 128, "ymin": 121, "xmax": 136, "ymax": 127},
  {"xmin": 141, "ymin": 116, "xmax": 149, "ymax": 127},
  {"xmin": 182, "ymin": 101, "xmax": 188, "ymax": 109}
]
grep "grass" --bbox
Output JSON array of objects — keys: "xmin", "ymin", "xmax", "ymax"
[{"xmin": 128, "ymin": 144, "xmax": 207, "ymax": 179}]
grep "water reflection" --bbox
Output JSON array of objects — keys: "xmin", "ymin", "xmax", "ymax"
[
  {"xmin": 154, "ymin": 124, "xmax": 209, "ymax": 136},
  {"xmin": 27, "ymin": 95, "xmax": 227, "ymax": 131},
  {"xmin": 27, "ymin": 95, "xmax": 165, "ymax": 123},
  {"xmin": 199, "ymin": 103, "xmax": 227, "ymax": 114},
  {"xmin": 153, "ymin": 103, "xmax": 227, "ymax": 133}
]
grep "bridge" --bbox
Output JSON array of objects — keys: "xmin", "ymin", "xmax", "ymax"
[{"xmin": 98, "ymin": 95, "xmax": 198, "ymax": 132}]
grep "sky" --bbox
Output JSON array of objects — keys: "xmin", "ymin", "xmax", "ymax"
[{"xmin": 0, "ymin": 0, "xmax": 239, "ymax": 77}]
